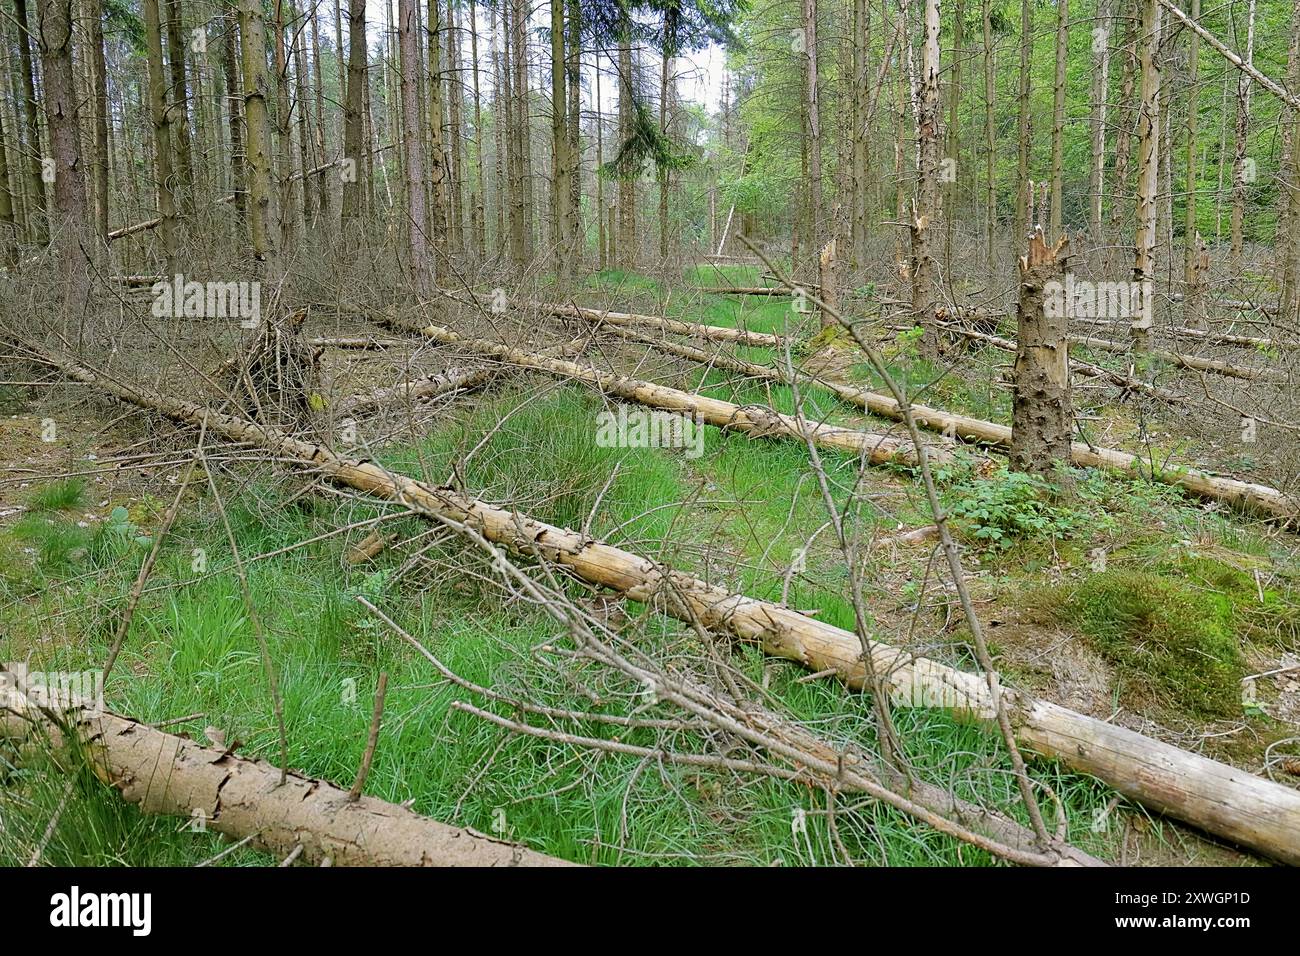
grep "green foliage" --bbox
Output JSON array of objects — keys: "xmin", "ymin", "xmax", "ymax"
[
  {"xmin": 601, "ymin": 100, "xmax": 696, "ymax": 181},
  {"xmin": 945, "ymin": 468, "xmax": 1082, "ymax": 550}
]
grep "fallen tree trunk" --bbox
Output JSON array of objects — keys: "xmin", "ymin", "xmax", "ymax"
[
  {"xmin": 1072, "ymin": 334, "xmax": 1289, "ymax": 383},
  {"xmin": 308, "ymin": 337, "xmax": 415, "ymax": 350},
  {"xmin": 32, "ymin": 343, "xmax": 1300, "ymax": 865},
  {"xmin": 600, "ymin": 311, "xmax": 1295, "ymax": 520},
  {"xmin": 1071, "ymin": 316, "xmax": 1287, "ymax": 350},
  {"xmin": 394, "ymin": 319, "xmax": 945, "ymax": 468},
  {"xmin": 935, "ymin": 322, "xmax": 1187, "ymax": 404},
  {"xmin": 696, "ymin": 285, "xmax": 789, "ymax": 296},
  {"xmin": 0, "ymin": 670, "xmax": 568, "ymax": 867},
  {"xmin": 436, "ymin": 291, "xmax": 787, "ymax": 349},
  {"xmin": 333, "ymin": 366, "xmax": 495, "ymax": 418}
]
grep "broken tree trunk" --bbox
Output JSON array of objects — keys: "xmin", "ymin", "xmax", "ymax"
[
  {"xmin": 31, "ymin": 344, "xmax": 1300, "ymax": 865},
  {"xmin": 817, "ymin": 238, "xmax": 840, "ymax": 329},
  {"xmin": 392, "ymin": 318, "xmax": 945, "ymax": 468},
  {"xmin": 0, "ymin": 671, "xmax": 568, "ymax": 866},
  {"xmin": 1010, "ymin": 230, "xmax": 1074, "ymax": 480}
]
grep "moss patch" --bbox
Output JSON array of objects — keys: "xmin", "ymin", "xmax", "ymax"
[{"xmin": 1060, "ymin": 569, "xmax": 1245, "ymax": 720}]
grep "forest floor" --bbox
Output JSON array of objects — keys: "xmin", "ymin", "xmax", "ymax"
[{"xmin": 2, "ymin": 264, "xmax": 1298, "ymax": 866}]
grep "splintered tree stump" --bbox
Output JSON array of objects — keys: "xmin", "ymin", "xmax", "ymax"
[
  {"xmin": 1010, "ymin": 228, "xmax": 1073, "ymax": 483},
  {"xmin": 224, "ymin": 308, "xmax": 323, "ymax": 428}
]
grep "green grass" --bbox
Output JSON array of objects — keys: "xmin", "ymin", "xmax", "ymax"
[{"xmin": 26, "ymin": 477, "xmax": 87, "ymax": 513}]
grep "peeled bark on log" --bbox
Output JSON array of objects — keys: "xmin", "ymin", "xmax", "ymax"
[
  {"xmin": 308, "ymin": 337, "xmax": 415, "ymax": 350},
  {"xmin": 30, "ymin": 345, "xmax": 1300, "ymax": 865},
  {"xmin": 696, "ymin": 286, "xmax": 791, "ymax": 296},
  {"xmin": 394, "ymin": 319, "xmax": 945, "ymax": 468},
  {"xmin": 0, "ymin": 670, "xmax": 569, "ymax": 866}
]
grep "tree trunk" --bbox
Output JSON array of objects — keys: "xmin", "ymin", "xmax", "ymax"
[
  {"xmin": 0, "ymin": 106, "xmax": 17, "ymax": 264},
  {"xmin": 222, "ymin": 17, "xmax": 247, "ymax": 225},
  {"xmin": 273, "ymin": 0, "xmax": 297, "ymax": 248},
  {"xmin": 566, "ymin": 0, "xmax": 582, "ymax": 267},
  {"xmin": 14, "ymin": 0, "xmax": 48, "ymax": 245},
  {"xmin": 143, "ymin": 0, "xmax": 178, "ymax": 270},
  {"xmin": 164, "ymin": 0, "xmax": 196, "ymax": 214},
  {"xmin": 617, "ymin": 30, "xmax": 635, "ymax": 268},
  {"xmin": 1109, "ymin": 1, "xmax": 1137, "ymax": 256},
  {"xmin": 1010, "ymin": 228, "xmax": 1073, "ymax": 482},
  {"xmin": 1013, "ymin": 0, "xmax": 1032, "ymax": 241},
  {"xmin": 912, "ymin": 0, "xmax": 942, "ymax": 354},
  {"xmin": 399, "ymin": 0, "xmax": 432, "ymax": 293},
  {"xmin": 446, "ymin": 0, "xmax": 465, "ymax": 255},
  {"xmin": 291, "ymin": 0, "xmax": 316, "ymax": 227},
  {"xmin": 1182, "ymin": 0, "xmax": 1202, "ymax": 291},
  {"xmin": 468, "ymin": 0, "xmax": 487, "ymax": 257},
  {"xmin": 310, "ymin": 5, "xmax": 329, "ymax": 220},
  {"xmin": 1, "ymin": 683, "xmax": 568, "ymax": 867},
  {"xmin": 982, "ymin": 0, "xmax": 996, "ymax": 276},
  {"xmin": 1132, "ymin": 0, "xmax": 1162, "ymax": 352},
  {"xmin": 86, "ymin": 0, "xmax": 109, "ymax": 245},
  {"xmin": 1089, "ymin": 0, "xmax": 1112, "ymax": 244},
  {"xmin": 551, "ymin": 0, "xmax": 573, "ymax": 276},
  {"xmin": 341, "ymin": 0, "xmax": 366, "ymax": 227},
  {"xmin": 1049, "ymin": 0, "xmax": 1068, "ymax": 241},
  {"xmin": 1229, "ymin": 0, "xmax": 1256, "ymax": 277},
  {"xmin": 239, "ymin": 0, "xmax": 275, "ymax": 261},
  {"xmin": 802, "ymin": 0, "xmax": 822, "ymax": 257}
]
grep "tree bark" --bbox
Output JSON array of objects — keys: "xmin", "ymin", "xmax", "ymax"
[
  {"xmin": 1049, "ymin": 0, "xmax": 1068, "ymax": 241},
  {"xmin": 239, "ymin": 0, "xmax": 274, "ymax": 261},
  {"xmin": 164, "ymin": 0, "xmax": 196, "ymax": 214},
  {"xmin": 14, "ymin": 0, "xmax": 48, "ymax": 245},
  {"xmin": 1010, "ymin": 229, "xmax": 1074, "ymax": 481},
  {"xmin": 1, "ymin": 681, "xmax": 568, "ymax": 867},
  {"xmin": 399, "ymin": 0, "xmax": 432, "ymax": 294},
  {"xmin": 341, "ymin": 0, "xmax": 366, "ymax": 227},
  {"xmin": 1133, "ymin": 0, "xmax": 1162, "ymax": 352},
  {"xmin": 912, "ymin": 0, "xmax": 942, "ymax": 354}
]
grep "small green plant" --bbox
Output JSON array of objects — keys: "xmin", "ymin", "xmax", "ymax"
[
  {"xmin": 945, "ymin": 468, "xmax": 1082, "ymax": 550},
  {"xmin": 26, "ymin": 478, "xmax": 87, "ymax": 513}
]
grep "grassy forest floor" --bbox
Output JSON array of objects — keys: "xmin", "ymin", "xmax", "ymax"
[{"xmin": 2, "ymin": 264, "xmax": 1298, "ymax": 866}]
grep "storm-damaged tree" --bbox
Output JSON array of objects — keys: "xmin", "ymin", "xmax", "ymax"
[
  {"xmin": 1132, "ymin": 0, "xmax": 1161, "ymax": 353},
  {"xmin": 912, "ymin": 0, "xmax": 942, "ymax": 355},
  {"xmin": 1009, "ymin": 227, "xmax": 1073, "ymax": 486}
]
